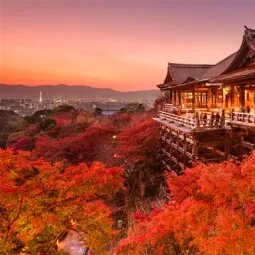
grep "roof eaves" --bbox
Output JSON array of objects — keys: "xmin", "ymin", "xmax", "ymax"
[
  {"xmin": 168, "ymin": 62, "xmax": 213, "ymax": 68},
  {"xmin": 166, "ymin": 78, "xmax": 209, "ymax": 90}
]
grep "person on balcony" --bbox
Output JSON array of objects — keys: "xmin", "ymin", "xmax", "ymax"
[
  {"xmin": 210, "ymin": 113, "xmax": 215, "ymax": 126},
  {"xmin": 203, "ymin": 113, "xmax": 207, "ymax": 127},
  {"xmin": 215, "ymin": 112, "xmax": 221, "ymax": 126},
  {"xmin": 246, "ymin": 105, "xmax": 251, "ymax": 123},
  {"xmin": 240, "ymin": 106, "xmax": 245, "ymax": 113}
]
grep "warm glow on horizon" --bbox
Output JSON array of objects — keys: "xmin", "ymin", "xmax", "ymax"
[{"xmin": 1, "ymin": 0, "xmax": 255, "ymax": 91}]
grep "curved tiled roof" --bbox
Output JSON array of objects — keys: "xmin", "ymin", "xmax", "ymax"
[
  {"xmin": 164, "ymin": 63, "xmax": 213, "ymax": 85},
  {"xmin": 210, "ymin": 66, "xmax": 255, "ymax": 83},
  {"xmin": 245, "ymin": 26, "xmax": 255, "ymax": 53},
  {"xmin": 164, "ymin": 54, "xmax": 237, "ymax": 89},
  {"xmin": 223, "ymin": 26, "xmax": 255, "ymax": 74},
  {"xmin": 200, "ymin": 52, "xmax": 237, "ymax": 79},
  {"xmin": 158, "ymin": 26, "xmax": 255, "ymax": 90}
]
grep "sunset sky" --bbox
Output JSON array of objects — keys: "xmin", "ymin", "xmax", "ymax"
[{"xmin": 1, "ymin": 0, "xmax": 255, "ymax": 91}]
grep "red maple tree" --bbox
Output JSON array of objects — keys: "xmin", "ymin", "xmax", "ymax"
[
  {"xmin": 0, "ymin": 149, "xmax": 124, "ymax": 254},
  {"xmin": 116, "ymin": 153, "xmax": 255, "ymax": 255}
]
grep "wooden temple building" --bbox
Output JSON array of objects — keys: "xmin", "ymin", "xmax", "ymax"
[{"xmin": 155, "ymin": 26, "xmax": 255, "ymax": 173}]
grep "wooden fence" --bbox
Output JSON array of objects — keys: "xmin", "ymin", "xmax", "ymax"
[
  {"xmin": 230, "ymin": 111, "xmax": 255, "ymax": 127},
  {"xmin": 158, "ymin": 110, "xmax": 225, "ymax": 131},
  {"xmin": 159, "ymin": 103, "xmax": 255, "ymax": 130}
]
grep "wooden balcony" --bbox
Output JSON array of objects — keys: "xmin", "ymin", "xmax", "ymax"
[
  {"xmin": 230, "ymin": 111, "xmax": 255, "ymax": 128},
  {"xmin": 156, "ymin": 104, "xmax": 255, "ymax": 173},
  {"xmin": 155, "ymin": 110, "xmax": 225, "ymax": 133},
  {"xmin": 156, "ymin": 103, "xmax": 255, "ymax": 131}
]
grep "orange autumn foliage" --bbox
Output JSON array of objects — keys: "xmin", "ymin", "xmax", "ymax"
[
  {"xmin": 114, "ymin": 119, "xmax": 159, "ymax": 167},
  {"xmin": 34, "ymin": 124, "xmax": 117, "ymax": 164},
  {"xmin": 116, "ymin": 153, "xmax": 255, "ymax": 255},
  {"xmin": 0, "ymin": 149, "xmax": 124, "ymax": 255}
]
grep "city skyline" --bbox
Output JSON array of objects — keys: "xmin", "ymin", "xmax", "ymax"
[{"xmin": 1, "ymin": 0, "xmax": 255, "ymax": 91}]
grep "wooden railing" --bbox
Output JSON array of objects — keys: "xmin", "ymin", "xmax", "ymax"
[
  {"xmin": 158, "ymin": 103, "xmax": 255, "ymax": 129},
  {"xmin": 159, "ymin": 111, "xmax": 196, "ymax": 129},
  {"xmin": 230, "ymin": 111, "xmax": 255, "ymax": 127},
  {"xmin": 196, "ymin": 112, "xmax": 225, "ymax": 129},
  {"xmin": 158, "ymin": 110, "xmax": 225, "ymax": 131},
  {"xmin": 163, "ymin": 103, "xmax": 174, "ymax": 112}
]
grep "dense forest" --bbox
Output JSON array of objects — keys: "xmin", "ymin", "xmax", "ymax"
[{"xmin": 0, "ymin": 105, "xmax": 254, "ymax": 254}]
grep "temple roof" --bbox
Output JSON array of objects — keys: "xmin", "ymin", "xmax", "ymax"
[
  {"xmin": 244, "ymin": 26, "xmax": 255, "ymax": 53},
  {"xmin": 223, "ymin": 26, "xmax": 255, "ymax": 73},
  {"xmin": 159, "ymin": 54, "xmax": 237, "ymax": 90},
  {"xmin": 157, "ymin": 26, "xmax": 255, "ymax": 91},
  {"xmin": 200, "ymin": 52, "xmax": 237, "ymax": 79},
  {"xmin": 161, "ymin": 63, "xmax": 213, "ymax": 88},
  {"xmin": 210, "ymin": 66, "xmax": 255, "ymax": 83}
]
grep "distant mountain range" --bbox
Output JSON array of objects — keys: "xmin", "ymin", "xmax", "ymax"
[{"xmin": 0, "ymin": 84, "xmax": 160, "ymax": 101}]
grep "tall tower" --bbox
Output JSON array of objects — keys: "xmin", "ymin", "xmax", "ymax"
[{"xmin": 39, "ymin": 91, "xmax": 42, "ymax": 103}]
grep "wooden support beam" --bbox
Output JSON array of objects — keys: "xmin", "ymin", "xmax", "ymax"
[
  {"xmin": 192, "ymin": 87, "xmax": 195, "ymax": 112},
  {"xmin": 183, "ymin": 134, "xmax": 187, "ymax": 165},
  {"xmin": 168, "ymin": 128, "xmax": 173, "ymax": 168},
  {"xmin": 195, "ymin": 112, "xmax": 200, "ymax": 131},
  {"xmin": 221, "ymin": 85, "xmax": 224, "ymax": 108},
  {"xmin": 166, "ymin": 153, "xmax": 185, "ymax": 171},
  {"xmin": 230, "ymin": 85, "xmax": 233, "ymax": 107},
  {"xmin": 224, "ymin": 131, "xmax": 230, "ymax": 159},
  {"xmin": 242, "ymin": 140, "xmax": 254, "ymax": 150},
  {"xmin": 221, "ymin": 109, "xmax": 225, "ymax": 127},
  {"xmin": 192, "ymin": 140, "xmax": 199, "ymax": 160},
  {"xmin": 239, "ymin": 85, "xmax": 245, "ymax": 108},
  {"xmin": 207, "ymin": 88, "xmax": 212, "ymax": 109},
  {"xmin": 178, "ymin": 91, "xmax": 181, "ymax": 106},
  {"xmin": 157, "ymin": 114, "xmax": 252, "ymax": 174},
  {"xmin": 176, "ymin": 131, "xmax": 180, "ymax": 156},
  {"xmin": 205, "ymin": 146, "xmax": 224, "ymax": 157},
  {"xmin": 170, "ymin": 90, "xmax": 173, "ymax": 103}
]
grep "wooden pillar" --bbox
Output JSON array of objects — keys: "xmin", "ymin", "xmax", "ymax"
[
  {"xmin": 170, "ymin": 90, "xmax": 173, "ymax": 103},
  {"xmin": 195, "ymin": 112, "xmax": 200, "ymax": 131},
  {"xmin": 183, "ymin": 134, "xmax": 187, "ymax": 165},
  {"xmin": 215, "ymin": 88, "xmax": 218, "ymax": 108},
  {"xmin": 169, "ymin": 129, "xmax": 173, "ymax": 167},
  {"xmin": 230, "ymin": 85, "xmax": 234, "ymax": 108},
  {"xmin": 160, "ymin": 125, "xmax": 165, "ymax": 167},
  {"xmin": 221, "ymin": 85, "xmax": 224, "ymax": 108},
  {"xmin": 176, "ymin": 131, "xmax": 180, "ymax": 154},
  {"xmin": 165, "ymin": 130, "xmax": 170, "ymax": 165},
  {"xmin": 192, "ymin": 140, "xmax": 199, "ymax": 160},
  {"xmin": 239, "ymin": 135, "xmax": 244, "ymax": 161},
  {"xmin": 230, "ymin": 108, "xmax": 234, "ymax": 121},
  {"xmin": 207, "ymin": 88, "xmax": 212, "ymax": 109},
  {"xmin": 164, "ymin": 90, "xmax": 168, "ymax": 101},
  {"xmin": 192, "ymin": 87, "xmax": 195, "ymax": 112},
  {"xmin": 178, "ymin": 91, "xmax": 181, "ymax": 106},
  {"xmin": 239, "ymin": 85, "xmax": 245, "ymax": 108},
  {"xmin": 220, "ymin": 110, "xmax": 225, "ymax": 127},
  {"xmin": 224, "ymin": 131, "xmax": 230, "ymax": 159}
]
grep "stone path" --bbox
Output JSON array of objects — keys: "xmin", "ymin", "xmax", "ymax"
[{"xmin": 57, "ymin": 231, "xmax": 85, "ymax": 255}]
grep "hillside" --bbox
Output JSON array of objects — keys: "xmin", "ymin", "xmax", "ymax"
[
  {"xmin": 0, "ymin": 84, "xmax": 160, "ymax": 101},
  {"xmin": 0, "ymin": 110, "xmax": 27, "ymax": 147},
  {"xmin": 1, "ymin": 106, "xmax": 255, "ymax": 255}
]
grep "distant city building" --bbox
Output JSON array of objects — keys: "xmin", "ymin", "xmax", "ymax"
[
  {"xmin": 39, "ymin": 91, "xmax": 42, "ymax": 103},
  {"xmin": 0, "ymin": 93, "xmax": 155, "ymax": 117}
]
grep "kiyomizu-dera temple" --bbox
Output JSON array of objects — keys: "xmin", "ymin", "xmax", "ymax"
[{"xmin": 155, "ymin": 26, "xmax": 255, "ymax": 173}]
